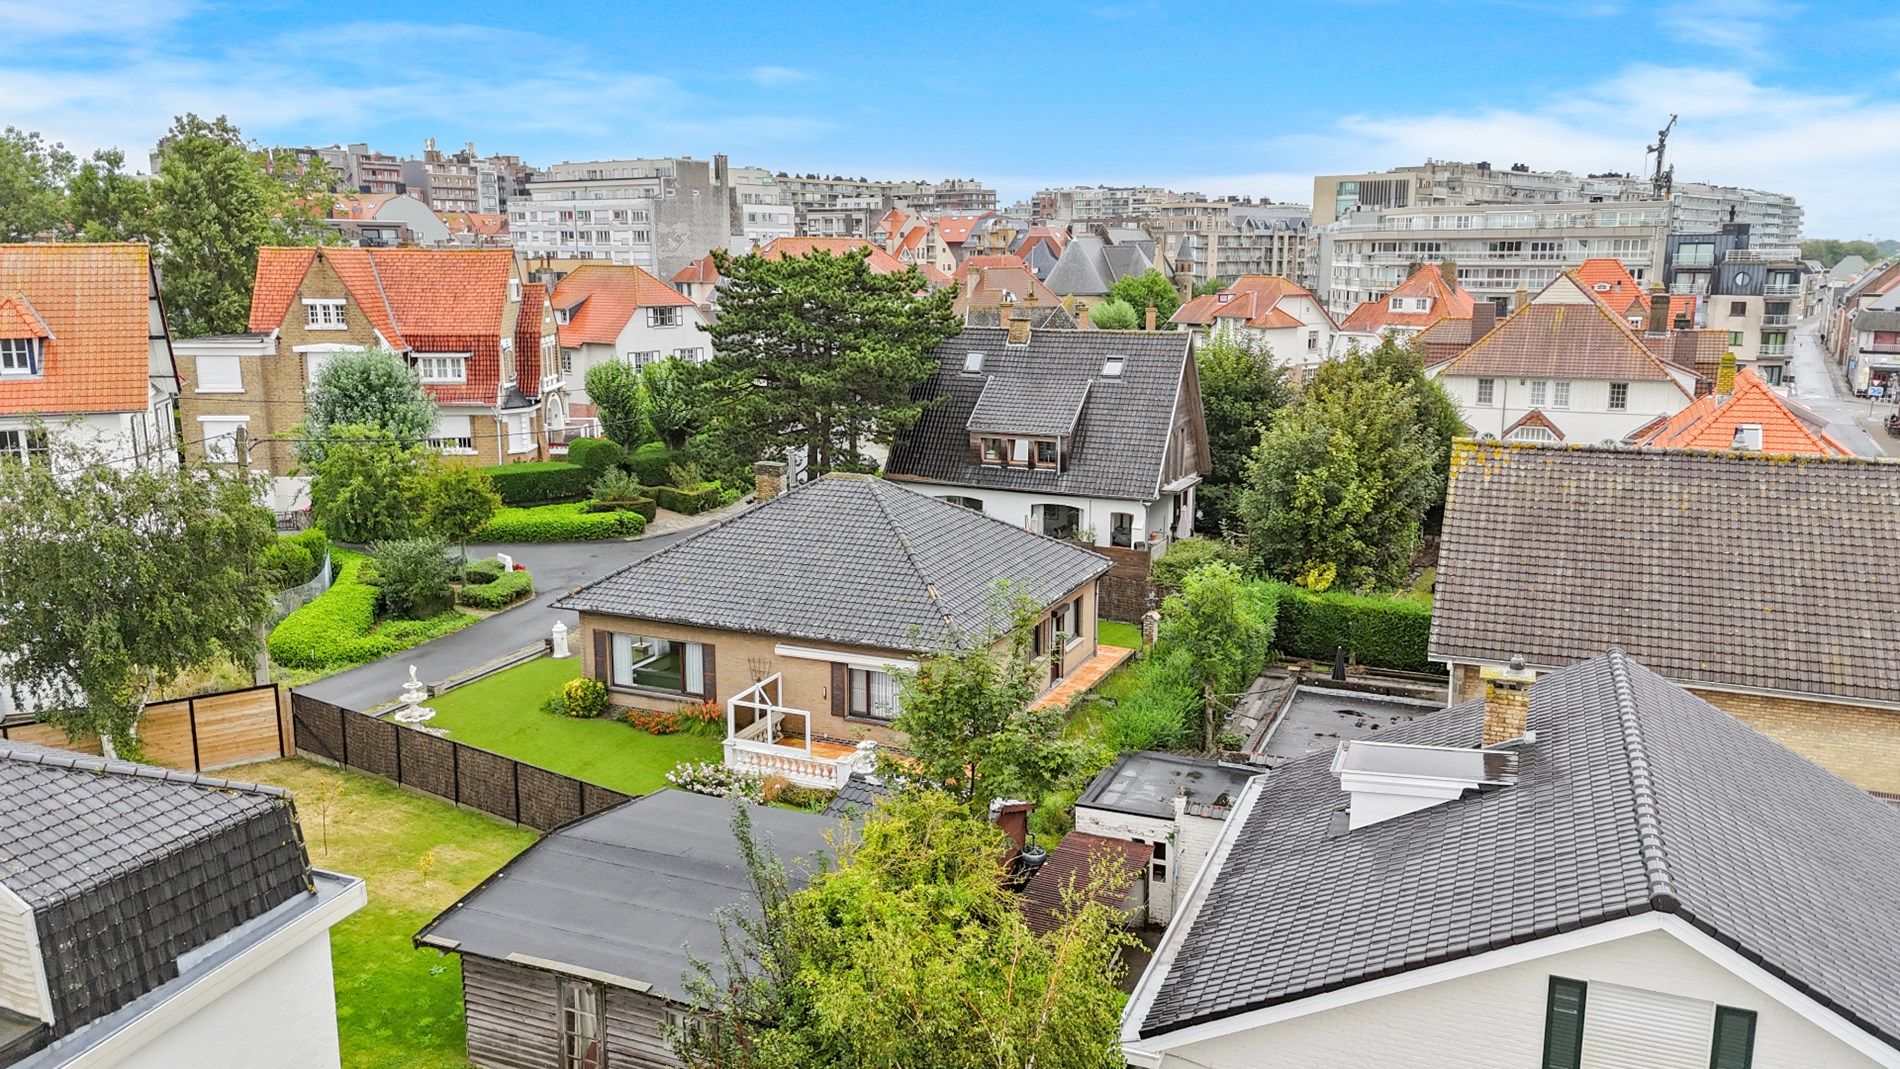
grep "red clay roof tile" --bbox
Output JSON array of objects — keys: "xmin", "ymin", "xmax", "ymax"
[{"xmin": 0, "ymin": 243, "xmax": 157, "ymax": 415}]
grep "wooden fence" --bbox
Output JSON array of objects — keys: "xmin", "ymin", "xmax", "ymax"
[
  {"xmin": 289, "ymin": 692, "xmax": 630, "ymax": 831},
  {"xmin": 0, "ymin": 683, "xmax": 288, "ymax": 770}
]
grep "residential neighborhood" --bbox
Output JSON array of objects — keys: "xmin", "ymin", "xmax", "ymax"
[{"xmin": 1, "ymin": 7, "xmax": 1898, "ymax": 1069}]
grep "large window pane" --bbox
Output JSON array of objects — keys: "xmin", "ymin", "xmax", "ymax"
[{"xmin": 611, "ymin": 632, "xmax": 698, "ymax": 693}]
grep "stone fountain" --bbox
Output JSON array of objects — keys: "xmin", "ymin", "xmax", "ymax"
[{"xmin": 391, "ymin": 665, "xmax": 438, "ymax": 727}]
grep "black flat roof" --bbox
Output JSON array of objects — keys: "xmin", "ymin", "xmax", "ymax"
[{"xmin": 1076, "ymin": 752, "xmax": 1259, "ymax": 821}]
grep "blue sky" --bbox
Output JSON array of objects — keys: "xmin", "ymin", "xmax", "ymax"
[{"xmin": 3, "ymin": 0, "xmax": 1897, "ymax": 235}]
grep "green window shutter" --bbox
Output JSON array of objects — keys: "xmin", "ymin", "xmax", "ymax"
[
  {"xmin": 1710, "ymin": 1006, "xmax": 1757, "ymax": 1069},
  {"xmin": 1543, "ymin": 976, "xmax": 1588, "ymax": 1069}
]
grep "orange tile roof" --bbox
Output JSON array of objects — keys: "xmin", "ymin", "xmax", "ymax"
[
  {"xmin": 248, "ymin": 247, "xmax": 319, "ymax": 332},
  {"xmin": 951, "ymin": 262, "xmax": 1060, "ymax": 314},
  {"xmin": 441, "ymin": 212, "xmax": 509, "ymax": 236},
  {"xmin": 1636, "ymin": 367, "xmax": 1852, "ymax": 456},
  {"xmin": 247, "ymin": 247, "xmax": 515, "ymax": 352},
  {"xmin": 917, "ymin": 263, "xmax": 951, "ymax": 286},
  {"xmin": 932, "ymin": 213, "xmax": 994, "ymax": 245},
  {"xmin": 1572, "ymin": 258, "xmax": 1650, "ymax": 317},
  {"xmin": 0, "ymin": 243, "xmax": 156, "ymax": 415},
  {"xmin": 330, "ymin": 193, "xmax": 399, "ymax": 220},
  {"xmin": 1338, "ymin": 264, "xmax": 1477, "ymax": 334},
  {"xmin": 670, "ymin": 254, "xmax": 720, "ymax": 285},
  {"xmin": 759, "ymin": 236, "xmax": 911, "ymax": 274},
  {"xmin": 550, "ymin": 264, "xmax": 695, "ymax": 347},
  {"xmin": 1439, "ymin": 271, "xmax": 1692, "ymax": 387},
  {"xmin": 1172, "ymin": 274, "xmax": 1324, "ymax": 330}
]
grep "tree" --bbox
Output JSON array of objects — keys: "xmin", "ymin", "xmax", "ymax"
[
  {"xmin": 309, "ymin": 426, "xmax": 440, "ymax": 544},
  {"xmin": 1318, "ymin": 335, "xmax": 1463, "ymax": 502},
  {"xmin": 639, "ymin": 358, "xmax": 699, "ymax": 451},
  {"xmin": 585, "ymin": 360, "xmax": 647, "ymax": 451},
  {"xmin": 1109, "ymin": 267, "xmax": 1181, "ymax": 328},
  {"xmin": 68, "ymin": 149, "xmax": 155, "ymax": 242},
  {"xmin": 1195, "ymin": 334, "xmax": 1291, "ymax": 535},
  {"xmin": 299, "ymin": 349, "xmax": 438, "ymax": 466},
  {"xmin": 0, "ymin": 441, "xmax": 276, "ymax": 750},
  {"xmin": 1192, "ymin": 277, "xmax": 1227, "ymax": 297},
  {"xmin": 1088, "ymin": 297, "xmax": 1139, "ymax": 330},
  {"xmin": 423, "ymin": 465, "xmax": 500, "ymax": 560},
  {"xmin": 700, "ymin": 247, "xmax": 958, "ymax": 474},
  {"xmin": 1239, "ymin": 371, "xmax": 1438, "ymax": 592},
  {"xmin": 887, "ymin": 591, "xmax": 1100, "ymax": 814},
  {"xmin": 0, "ymin": 127, "xmax": 75, "ymax": 241},
  {"xmin": 368, "ymin": 538, "xmax": 456, "ymax": 620},
  {"xmin": 1157, "ymin": 562, "xmax": 1272, "ymax": 752},
  {"xmin": 1799, "ymin": 238, "xmax": 1885, "ymax": 269},
  {"xmin": 150, "ymin": 114, "xmax": 331, "ymax": 338},
  {"xmin": 676, "ymin": 792, "xmax": 1135, "ymax": 1069}
]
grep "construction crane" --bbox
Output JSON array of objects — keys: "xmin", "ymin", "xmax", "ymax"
[{"xmin": 1646, "ymin": 114, "xmax": 1678, "ymax": 197}]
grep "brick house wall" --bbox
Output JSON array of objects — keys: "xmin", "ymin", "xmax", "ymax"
[{"xmin": 1450, "ymin": 661, "xmax": 1900, "ymax": 794}]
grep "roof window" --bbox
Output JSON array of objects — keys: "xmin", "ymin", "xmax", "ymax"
[
  {"xmin": 1733, "ymin": 424, "xmax": 1763, "ymax": 451},
  {"xmin": 1101, "ymin": 355, "xmax": 1125, "ymax": 378},
  {"xmin": 963, "ymin": 351, "xmax": 985, "ymax": 375}
]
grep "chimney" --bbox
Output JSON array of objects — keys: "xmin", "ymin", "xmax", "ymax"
[
  {"xmin": 1479, "ymin": 655, "xmax": 1537, "ymax": 747},
  {"xmin": 1145, "ymin": 301, "xmax": 1157, "ymax": 331},
  {"xmin": 1469, "ymin": 301, "xmax": 1497, "ymax": 338},
  {"xmin": 1077, "ymin": 303, "xmax": 1092, "ymax": 330},
  {"xmin": 1439, "ymin": 259, "xmax": 1459, "ymax": 287},
  {"xmin": 1646, "ymin": 284, "xmax": 1671, "ymax": 336},
  {"xmin": 1513, "ymin": 286, "xmax": 1528, "ymax": 312},
  {"xmin": 1715, "ymin": 349, "xmax": 1738, "ymax": 395},
  {"xmin": 753, "ymin": 460, "xmax": 785, "ymax": 503},
  {"xmin": 965, "ymin": 263, "xmax": 980, "ymax": 292},
  {"xmin": 1007, "ymin": 299, "xmax": 1032, "ymax": 346},
  {"xmin": 990, "ymin": 798, "xmax": 1034, "ymax": 871}
]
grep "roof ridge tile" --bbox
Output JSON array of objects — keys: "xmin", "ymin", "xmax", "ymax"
[{"xmin": 1604, "ymin": 648, "xmax": 1678, "ymax": 912}]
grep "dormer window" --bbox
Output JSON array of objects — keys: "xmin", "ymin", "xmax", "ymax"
[
  {"xmin": 963, "ymin": 351, "xmax": 985, "ymax": 375},
  {"xmin": 415, "ymin": 353, "xmax": 469, "ymax": 384},
  {"xmin": 555, "ymin": 307, "xmax": 571, "ymax": 325},
  {"xmin": 303, "ymin": 299, "xmax": 347, "ymax": 331},
  {"xmin": 0, "ymin": 338, "xmax": 40, "ymax": 376},
  {"xmin": 1101, "ymin": 356, "xmax": 1125, "ymax": 378},
  {"xmin": 648, "ymin": 306, "xmax": 681, "ymax": 327},
  {"xmin": 982, "ymin": 437, "xmax": 1006, "ymax": 463}
]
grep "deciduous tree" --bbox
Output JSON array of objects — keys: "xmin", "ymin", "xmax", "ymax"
[
  {"xmin": 1195, "ymin": 334, "xmax": 1290, "ymax": 534},
  {"xmin": 1108, "ymin": 267, "xmax": 1180, "ymax": 328},
  {"xmin": 0, "ymin": 127, "xmax": 74, "ymax": 241},
  {"xmin": 1192, "ymin": 277, "xmax": 1227, "ymax": 297},
  {"xmin": 68, "ymin": 149, "xmax": 155, "ymax": 242},
  {"xmin": 0, "ymin": 441, "xmax": 276, "ymax": 751},
  {"xmin": 300, "ymin": 349, "xmax": 438, "ymax": 466},
  {"xmin": 424, "ymin": 464, "xmax": 501, "ymax": 561},
  {"xmin": 1088, "ymin": 297, "xmax": 1139, "ymax": 330},
  {"xmin": 1157, "ymin": 562, "xmax": 1273, "ymax": 752},
  {"xmin": 639, "ymin": 357, "xmax": 699, "ymax": 451},
  {"xmin": 309, "ymin": 426, "xmax": 440, "ymax": 544},
  {"xmin": 584, "ymin": 360, "xmax": 647, "ymax": 451}
]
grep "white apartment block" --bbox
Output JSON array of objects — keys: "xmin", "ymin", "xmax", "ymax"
[
  {"xmin": 1032, "ymin": 185, "xmax": 1177, "ymax": 226},
  {"xmin": 774, "ymin": 174, "xmax": 996, "ymax": 233},
  {"xmin": 513, "ymin": 155, "xmax": 753, "ymax": 279},
  {"xmin": 730, "ymin": 166, "xmax": 795, "ymax": 249}
]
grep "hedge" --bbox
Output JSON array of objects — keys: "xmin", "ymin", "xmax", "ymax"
[
  {"xmin": 473, "ymin": 502, "xmax": 648, "ymax": 542},
  {"xmin": 652, "ymin": 482, "xmax": 726, "ymax": 515},
  {"xmin": 480, "ymin": 461, "xmax": 592, "ymax": 506},
  {"xmin": 268, "ymin": 551, "xmax": 476, "ymax": 671},
  {"xmin": 1270, "ymin": 583, "xmax": 1436, "ymax": 673},
  {"xmin": 565, "ymin": 437, "xmax": 623, "ymax": 477},
  {"xmin": 456, "ymin": 567, "xmax": 535, "ymax": 609},
  {"xmin": 627, "ymin": 442, "xmax": 682, "ymax": 487},
  {"xmin": 585, "ymin": 496, "xmax": 658, "ymax": 521}
]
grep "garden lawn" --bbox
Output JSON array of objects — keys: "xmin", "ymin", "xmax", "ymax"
[
  {"xmin": 235, "ymin": 759, "xmax": 536, "ymax": 1069},
  {"xmin": 425, "ymin": 656, "xmax": 721, "ymax": 795},
  {"xmin": 1064, "ymin": 637, "xmax": 1146, "ymax": 741},
  {"xmin": 1098, "ymin": 619, "xmax": 1142, "ymax": 650}
]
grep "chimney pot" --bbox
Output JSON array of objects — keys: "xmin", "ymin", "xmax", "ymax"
[
  {"xmin": 1646, "ymin": 283, "xmax": 1671, "ymax": 336},
  {"xmin": 1479, "ymin": 655, "xmax": 1536, "ymax": 747}
]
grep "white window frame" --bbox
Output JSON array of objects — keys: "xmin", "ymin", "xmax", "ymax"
[
  {"xmin": 1552, "ymin": 380, "xmax": 1571, "ymax": 408},
  {"xmin": 559, "ymin": 979, "xmax": 601, "ymax": 1069},
  {"xmin": 415, "ymin": 354, "xmax": 469, "ymax": 384},
  {"xmin": 1476, "ymin": 378, "xmax": 1496, "ymax": 406},
  {"xmin": 1609, "ymin": 382, "xmax": 1630, "ymax": 411},
  {"xmin": 196, "ymin": 415, "xmax": 251, "ymax": 465},
  {"xmin": 609, "ymin": 632, "xmax": 708, "ymax": 697},
  {"xmin": 194, "ymin": 355, "xmax": 245, "ymax": 394},
  {"xmin": 648, "ymin": 305, "xmax": 682, "ymax": 328},
  {"xmin": 848, "ymin": 666, "xmax": 900, "ymax": 721},
  {"xmin": 0, "ymin": 427, "xmax": 49, "ymax": 463},
  {"xmin": 303, "ymin": 299, "xmax": 347, "ymax": 331},
  {"xmin": 1528, "ymin": 380, "xmax": 1547, "ymax": 407},
  {"xmin": 0, "ymin": 338, "xmax": 38, "ymax": 376}
]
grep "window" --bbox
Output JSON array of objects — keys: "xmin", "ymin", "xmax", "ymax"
[
  {"xmin": 627, "ymin": 350, "xmax": 662, "ymax": 368},
  {"xmin": 1035, "ymin": 439, "xmax": 1058, "ymax": 466},
  {"xmin": 198, "ymin": 418, "xmax": 248, "ymax": 464},
  {"xmin": 508, "ymin": 278, "xmax": 521, "ymax": 301},
  {"xmin": 416, "ymin": 355, "xmax": 467, "ymax": 383},
  {"xmin": 1728, "ymin": 331, "xmax": 1745, "ymax": 346},
  {"xmin": 0, "ymin": 338, "xmax": 39, "ymax": 376},
  {"xmin": 1101, "ymin": 355, "xmax": 1125, "ymax": 377},
  {"xmin": 303, "ymin": 299, "xmax": 347, "ymax": 330},
  {"xmin": 1150, "ymin": 839, "xmax": 1168, "ymax": 882},
  {"xmin": 962, "ymin": 351, "xmax": 985, "ymax": 375},
  {"xmin": 849, "ymin": 667, "xmax": 899, "ymax": 720},
  {"xmin": 560, "ymin": 351, "xmax": 574, "ymax": 375},
  {"xmin": 1037, "ymin": 503, "xmax": 1082, "ymax": 541},
  {"xmin": 1306, "ymin": 329, "xmax": 1319, "ymax": 351},
  {"xmin": 981, "ymin": 437, "xmax": 1006, "ymax": 464},
  {"xmin": 663, "ymin": 1006, "xmax": 703, "ymax": 1046},
  {"xmin": 1541, "ymin": 977, "xmax": 1587, "ymax": 1069},
  {"xmin": 1110, "ymin": 512, "xmax": 1134, "ymax": 548},
  {"xmin": 1529, "ymin": 380, "xmax": 1548, "ymax": 407},
  {"xmin": 1729, "ymin": 301, "xmax": 1747, "ymax": 317},
  {"xmin": 1551, "ymin": 380, "xmax": 1570, "ymax": 408},
  {"xmin": 195, "ymin": 355, "xmax": 243, "ymax": 393},
  {"xmin": 559, "ymin": 980, "xmax": 602, "ymax": 1069},
  {"xmin": 941, "ymin": 495, "xmax": 984, "ymax": 511},
  {"xmin": 1676, "ymin": 242, "xmax": 1715, "ymax": 267},
  {"xmin": 1608, "ymin": 382, "xmax": 1629, "ymax": 410},
  {"xmin": 673, "ymin": 346, "xmax": 702, "ymax": 362},
  {"xmin": 1012, "ymin": 438, "xmax": 1031, "ymax": 464},
  {"xmin": 1711, "ymin": 1006, "xmax": 1757, "ymax": 1069},
  {"xmin": 1476, "ymin": 378, "xmax": 1496, "ymax": 406},
  {"xmin": 507, "ymin": 413, "xmax": 535, "ymax": 454},
  {"xmin": 648, "ymin": 306, "xmax": 681, "ymax": 327},
  {"xmin": 427, "ymin": 415, "xmax": 475, "ymax": 454},
  {"xmin": 0, "ymin": 427, "xmax": 49, "ymax": 464},
  {"xmin": 609, "ymin": 632, "xmax": 708, "ymax": 695},
  {"xmin": 1510, "ymin": 424, "xmax": 1557, "ymax": 443}
]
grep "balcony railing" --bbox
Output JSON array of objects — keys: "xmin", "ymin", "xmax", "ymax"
[
  {"xmin": 1762, "ymin": 315, "xmax": 1793, "ymax": 327},
  {"xmin": 1758, "ymin": 346, "xmax": 1789, "ymax": 358},
  {"xmin": 723, "ymin": 675, "xmax": 871, "ymax": 789},
  {"xmin": 1765, "ymin": 284, "xmax": 1802, "ymax": 296}
]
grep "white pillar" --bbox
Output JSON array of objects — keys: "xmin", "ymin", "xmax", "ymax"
[{"xmin": 551, "ymin": 621, "xmax": 570, "ymax": 659}]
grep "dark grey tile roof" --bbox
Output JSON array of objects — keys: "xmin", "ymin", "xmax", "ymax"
[
  {"xmin": 887, "ymin": 326, "xmax": 1196, "ymax": 501},
  {"xmin": 416, "ymin": 789, "xmax": 836, "ymax": 1002},
  {"xmin": 1138, "ymin": 651, "xmax": 1900, "ymax": 1049},
  {"xmin": 1854, "ymin": 308, "xmax": 1900, "ymax": 333},
  {"xmin": 966, "ymin": 376, "xmax": 1090, "ymax": 437},
  {"xmin": 1046, "ymin": 235, "xmax": 1115, "ymax": 296},
  {"xmin": 0, "ymin": 742, "xmax": 312, "ymax": 1039},
  {"xmin": 822, "ymin": 772, "xmax": 891, "ymax": 818},
  {"xmin": 554, "ymin": 474, "xmax": 1109, "ymax": 652},
  {"xmin": 1077, "ymin": 751, "xmax": 1259, "ymax": 820},
  {"xmin": 964, "ymin": 304, "xmax": 1077, "ymax": 330},
  {"xmin": 1430, "ymin": 442, "xmax": 1900, "ymax": 703}
]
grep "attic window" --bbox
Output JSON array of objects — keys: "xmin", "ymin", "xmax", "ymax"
[
  {"xmin": 963, "ymin": 351, "xmax": 985, "ymax": 375},
  {"xmin": 0, "ymin": 338, "xmax": 40, "ymax": 376},
  {"xmin": 1733, "ymin": 424, "xmax": 1763, "ymax": 451},
  {"xmin": 1593, "ymin": 282, "xmax": 1612, "ymax": 293},
  {"xmin": 1101, "ymin": 355, "xmax": 1125, "ymax": 378}
]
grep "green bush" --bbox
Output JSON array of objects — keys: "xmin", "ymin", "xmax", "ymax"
[
  {"xmin": 262, "ymin": 540, "xmax": 316, "ymax": 591},
  {"xmin": 565, "ymin": 437, "xmax": 624, "ymax": 478},
  {"xmin": 268, "ymin": 552, "xmax": 475, "ymax": 671},
  {"xmin": 560, "ymin": 677, "xmax": 610, "ymax": 719},
  {"xmin": 461, "ymin": 557, "xmax": 504, "ymax": 585},
  {"xmin": 474, "ymin": 502, "xmax": 648, "ymax": 542},
  {"xmin": 455, "ymin": 567, "xmax": 534, "ymax": 609},
  {"xmin": 286, "ymin": 527, "xmax": 329, "ymax": 563},
  {"xmin": 584, "ymin": 496, "xmax": 657, "ymax": 521},
  {"xmin": 370, "ymin": 538, "xmax": 457, "ymax": 620},
  {"xmin": 1270, "ymin": 583, "xmax": 1436, "ymax": 672},
  {"xmin": 1100, "ymin": 647, "xmax": 1198, "ymax": 753},
  {"xmin": 627, "ymin": 442, "xmax": 682, "ymax": 487},
  {"xmin": 653, "ymin": 482, "xmax": 725, "ymax": 515},
  {"xmin": 1151, "ymin": 537, "xmax": 1246, "ymax": 591},
  {"xmin": 480, "ymin": 461, "xmax": 592, "ymax": 505}
]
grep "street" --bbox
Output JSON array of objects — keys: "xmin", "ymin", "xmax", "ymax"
[{"xmin": 1787, "ymin": 316, "xmax": 1894, "ymax": 456}]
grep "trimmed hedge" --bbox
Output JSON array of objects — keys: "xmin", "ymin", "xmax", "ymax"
[
  {"xmin": 474, "ymin": 502, "xmax": 648, "ymax": 542},
  {"xmin": 461, "ymin": 557, "xmax": 505, "ymax": 585},
  {"xmin": 1270, "ymin": 583, "xmax": 1436, "ymax": 673},
  {"xmin": 585, "ymin": 496, "xmax": 658, "ymax": 521},
  {"xmin": 565, "ymin": 437, "xmax": 623, "ymax": 477},
  {"xmin": 652, "ymin": 482, "xmax": 725, "ymax": 515},
  {"xmin": 481, "ymin": 461, "xmax": 592, "ymax": 506},
  {"xmin": 627, "ymin": 442, "xmax": 682, "ymax": 487},
  {"xmin": 456, "ymin": 568, "xmax": 534, "ymax": 609},
  {"xmin": 268, "ymin": 552, "xmax": 476, "ymax": 671}
]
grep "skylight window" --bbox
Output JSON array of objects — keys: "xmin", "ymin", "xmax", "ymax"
[
  {"xmin": 1101, "ymin": 355, "xmax": 1125, "ymax": 378},
  {"xmin": 963, "ymin": 351, "xmax": 985, "ymax": 374}
]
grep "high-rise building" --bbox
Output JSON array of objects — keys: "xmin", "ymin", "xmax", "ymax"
[
  {"xmin": 401, "ymin": 138, "xmax": 480, "ymax": 214},
  {"xmin": 773, "ymin": 174, "xmax": 997, "ymax": 234}
]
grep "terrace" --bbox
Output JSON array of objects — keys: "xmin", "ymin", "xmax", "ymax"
[{"xmin": 725, "ymin": 674, "xmax": 874, "ymax": 789}]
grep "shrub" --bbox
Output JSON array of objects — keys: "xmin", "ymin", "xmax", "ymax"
[
  {"xmin": 561, "ymin": 677, "xmax": 609, "ymax": 719},
  {"xmin": 584, "ymin": 496, "xmax": 657, "ymax": 520},
  {"xmin": 666, "ymin": 760, "xmax": 762, "ymax": 800},
  {"xmin": 1100, "ymin": 648, "xmax": 1199, "ymax": 753},
  {"xmin": 461, "ymin": 557, "xmax": 504, "ymax": 585},
  {"xmin": 261, "ymin": 540, "xmax": 316, "ymax": 591},
  {"xmin": 474, "ymin": 502, "xmax": 648, "ymax": 542},
  {"xmin": 1270, "ymin": 582, "xmax": 1435, "ymax": 672},
  {"xmin": 773, "ymin": 784, "xmax": 838, "ymax": 812},
  {"xmin": 627, "ymin": 708, "xmax": 682, "ymax": 734},
  {"xmin": 1151, "ymin": 537, "xmax": 1246, "ymax": 591},
  {"xmin": 565, "ymin": 437, "xmax": 624, "ymax": 478},
  {"xmin": 286, "ymin": 527, "xmax": 329, "ymax": 564},
  {"xmin": 480, "ymin": 461, "xmax": 592, "ymax": 506},
  {"xmin": 370, "ymin": 538, "xmax": 457, "ymax": 620},
  {"xmin": 456, "ymin": 568, "xmax": 533, "ymax": 609},
  {"xmin": 627, "ymin": 441, "xmax": 682, "ymax": 487},
  {"xmin": 268, "ymin": 556, "xmax": 381, "ymax": 669},
  {"xmin": 591, "ymin": 466, "xmax": 644, "ymax": 503},
  {"xmin": 653, "ymin": 482, "xmax": 725, "ymax": 515}
]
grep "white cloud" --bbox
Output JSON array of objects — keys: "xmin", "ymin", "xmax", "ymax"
[
  {"xmin": 748, "ymin": 66, "xmax": 810, "ymax": 88},
  {"xmin": 1658, "ymin": 0, "xmax": 1799, "ymax": 60}
]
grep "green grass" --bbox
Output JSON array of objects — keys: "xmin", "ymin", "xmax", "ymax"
[
  {"xmin": 236, "ymin": 759, "xmax": 537, "ymax": 1069},
  {"xmin": 425, "ymin": 657, "xmax": 722, "ymax": 795},
  {"xmin": 1063, "ymin": 634, "xmax": 1146, "ymax": 741},
  {"xmin": 1098, "ymin": 619, "xmax": 1143, "ymax": 650}
]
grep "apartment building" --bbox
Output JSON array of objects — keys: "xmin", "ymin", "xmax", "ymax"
[
  {"xmin": 1166, "ymin": 206, "xmax": 1313, "ymax": 291},
  {"xmin": 1662, "ymin": 225, "xmax": 1806, "ymax": 384},
  {"xmin": 730, "ymin": 166, "xmax": 796, "ymax": 249},
  {"xmin": 314, "ymin": 143, "xmax": 404, "ymax": 195},
  {"xmin": 1032, "ymin": 185, "xmax": 1177, "ymax": 226},
  {"xmin": 774, "ymin": 174, "xmax": 997, "ymax": 233},
  {"xmin": 401, "ymin": 139, "xmax": 481, "ymax": 214},
  {"xmin": 512, "ymin": 155, "xmax": 777, "ymax": 279}
]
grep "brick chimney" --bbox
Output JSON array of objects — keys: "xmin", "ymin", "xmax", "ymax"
[
  {"xmin": 1715, "ymin": 349, "xmax": 1738, "ymax": 395},
  {"xmin": 1077, "ymin": 303, "xmax": 1092, "ymax": 330},
  {"xmin": 1479, "ymin": 655, "xmax": 1537, "ymax": 747},
  {"xmin": 753, "ymin": 460, "xmax": 785, "ymax": 503},
  {"xmin": 1145, "ymin": 301, "xmax": 1157, "ymax": 331},
  {"xmin": 1439, "ymin": 259, "xmax": 1460, "ymax": 287},
  {"xmin": 1646, "ymin": 284, "xmax": 1671, "ymax": 336},
  {"xmin": 1513, "ymin": 286, "xmax": 1529, "ymax": 312},
  {"xmin": 1007, "ymin": 299, "xmax": 1032, "ymax": 346},
  {"xmin": 1469, "ymin": 301, "xmax": 1497, "ymax": 338}
]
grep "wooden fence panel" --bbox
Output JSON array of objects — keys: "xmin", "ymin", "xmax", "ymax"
[
  {"xmin": 190, "ymin": 686, "xmax": 285, "ymax": 769},
  {"xmin": 0, "ymin": 721, "xmax": 102, "ymax": 754},
  {"xmin": 134, "ymin": 698, "xmax": 199, "ymax": 769}
]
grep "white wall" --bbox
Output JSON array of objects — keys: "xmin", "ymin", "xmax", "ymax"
[
  {"xmin": 562, "ymin": 308, "xmax": 711, "ymax": 405},
  {"xmin": 1074, "ymin": 807, "xmax": 1176, "ymax": 923},
  {"xmin": 0, "ymin": 410, "xmax": 169, "ymax": 471},
  {"xmin": 903, "ymin": 483, "xmax": 1172, "ymax": 549},
  {"xmin": 1434, "ymin": 374, "xmax": 1687, "ymax": 442},
  {"xmin": 1155, "ymin": 928, "xmax": 1882, "ymax": 1069},
  {"xmin": 121, "ymin": 932, "xmax": 344, "ymax": 1069},
  {"xmin": 0, "ymin": 886, "xmax": 49, "ymax": 1023}
]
